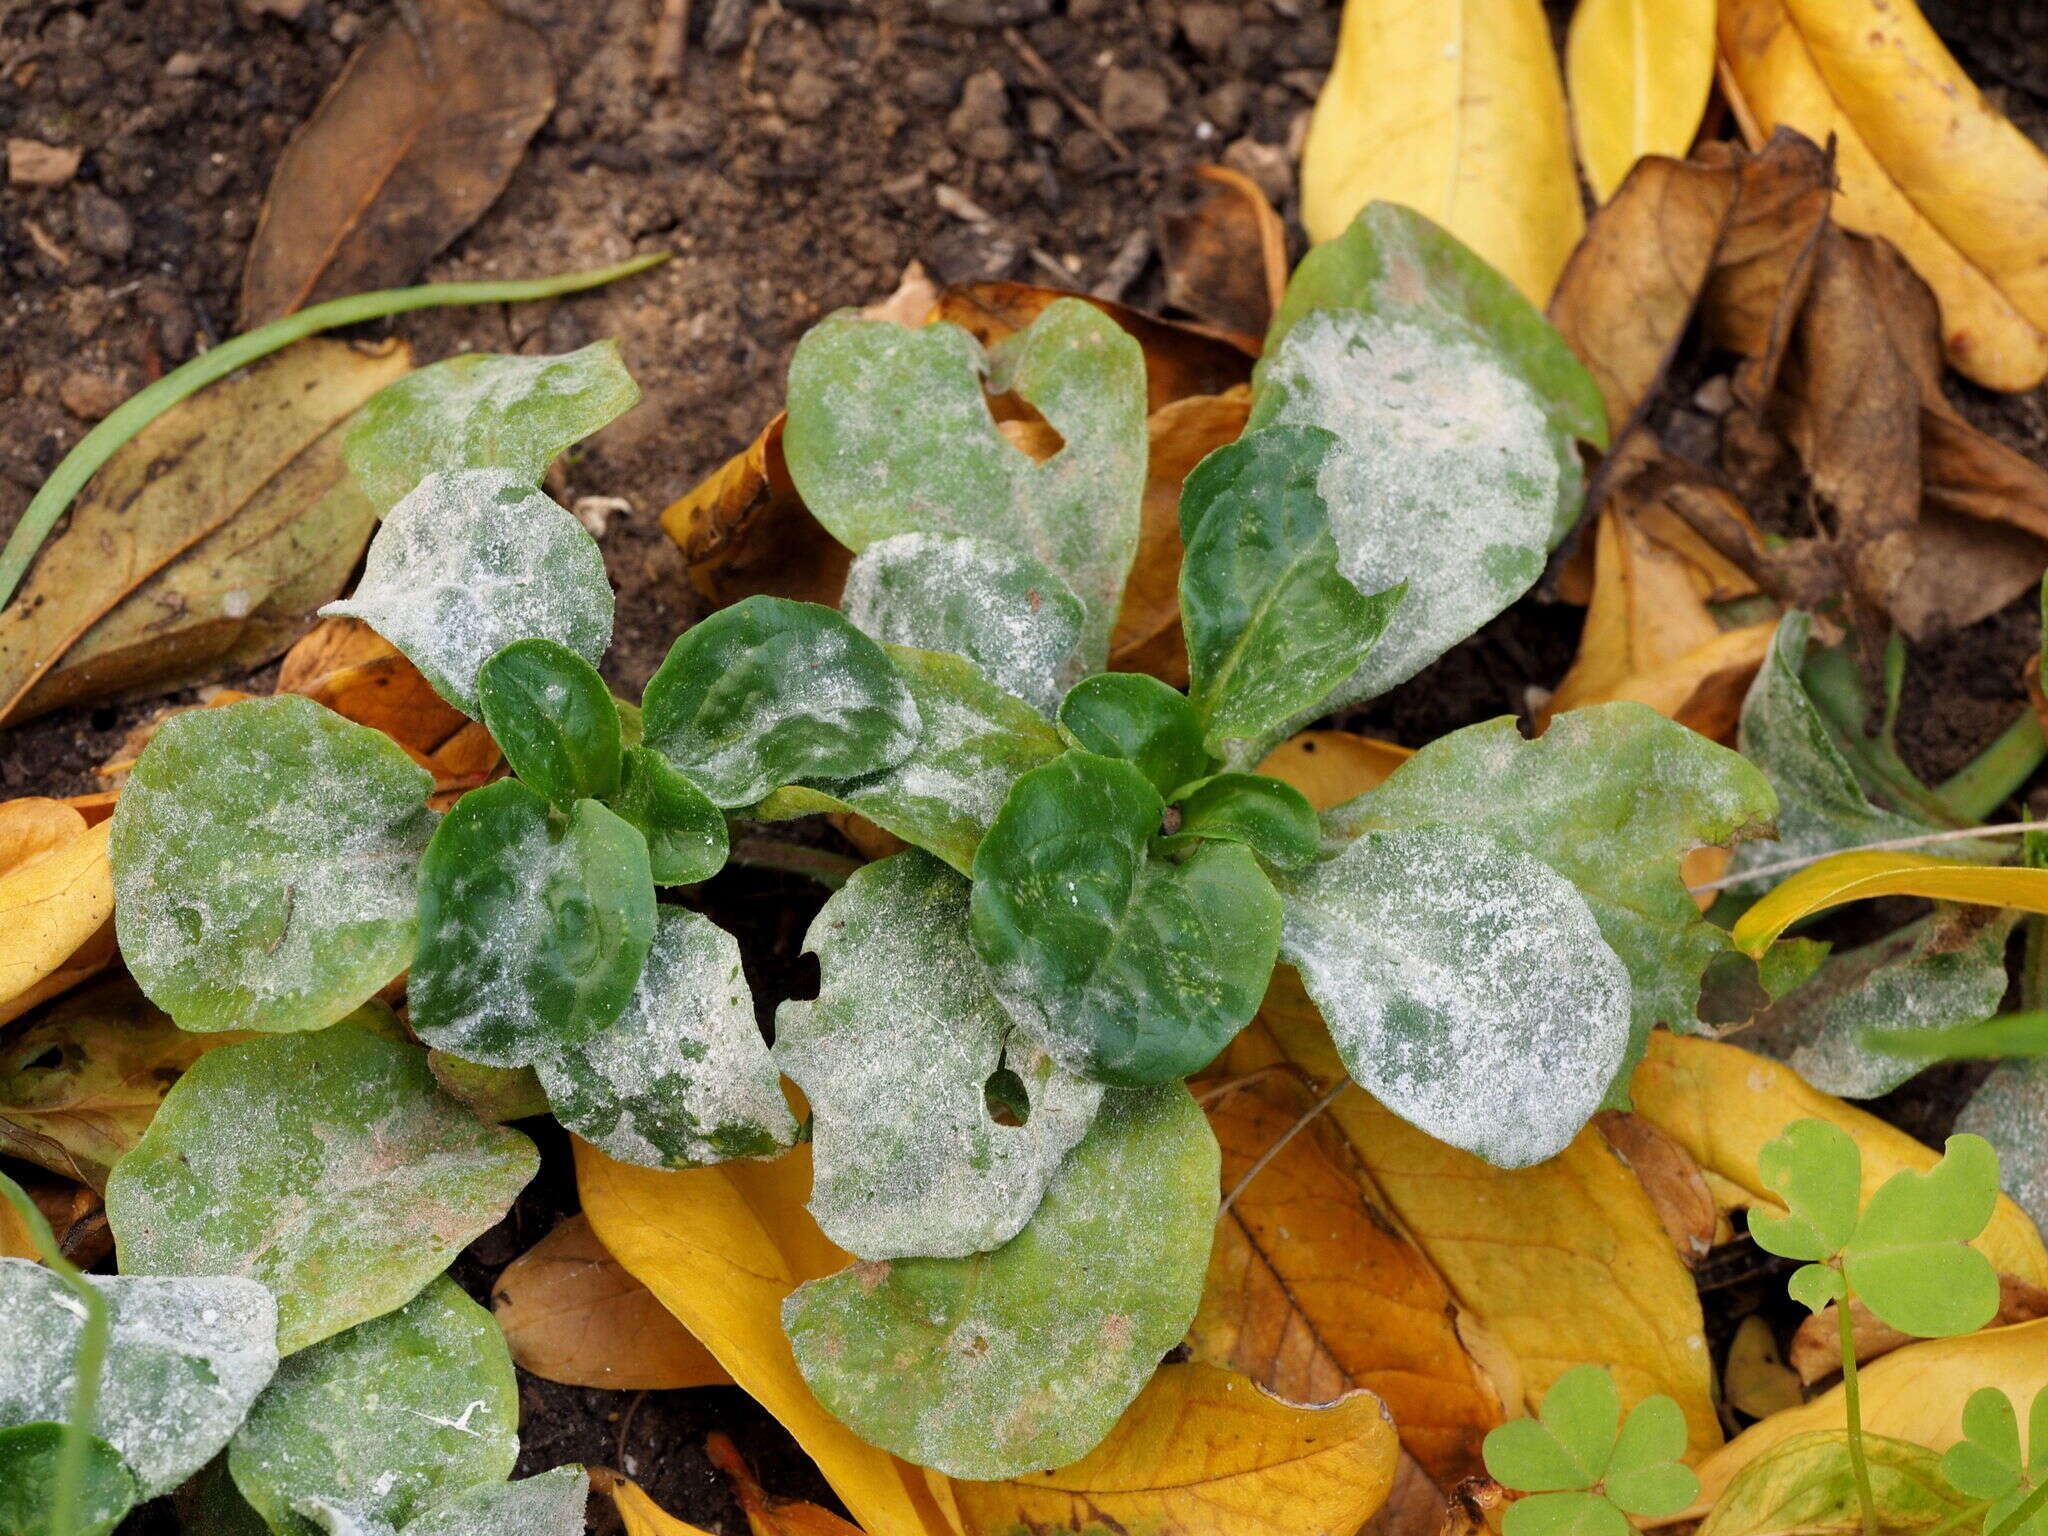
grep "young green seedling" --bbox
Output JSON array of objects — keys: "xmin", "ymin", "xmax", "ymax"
[
  {"xmin": 1943, "ymin": 1387, "xmax": 2048, "ymax": 1536},
  {"xmin": 1482, "ymin": 1366, "xmax": 1701, "ymax": 1536}
]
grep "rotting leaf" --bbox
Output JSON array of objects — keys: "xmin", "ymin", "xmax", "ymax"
[
  {"xmin": 773, "ymin": 850, "xmax": 1102, "ymax": 1261},
  {"xmin": 783, "ymin": 1082, "xmax": 1219, "ymax": 1480},
  {"xmin": 238, "ymin": 0, "xmax": 553, "ymax": 327},
  {"xmin": 661, "ymin": 412, "xmax": 853, "ymax": 610},
  {"xmin": 110, "ymin": 695, "xmax": 436, "ymax": 1036},
  {"xmin": 1789, "ymin": 1279, "xmax": 2048, "ymax": 1385},
  {"xmin": 706, "ymin": 1431, "xmax": 868, "ymax": 1536},
  {"xmin": 492, "ymin": 1214, "xmax": 733, "ymax": 1391},
  {"xmin": 1255, "ymin": 729, "xmax": 1412, "ymax": 810},
  {"xmin": 105, "ymin": 1020, "xmax": 538, "ymax": 1353},
  {"xmin": 278, "ymin": 617, "xmax": 501, "ymax": 787},
  {"xmin": 0, "ymin": 338, "xmax": 410, "ymax": 728},
  {"xmin": 534, "ymin": 906, "xmax": 796, "ymax": 1170}
]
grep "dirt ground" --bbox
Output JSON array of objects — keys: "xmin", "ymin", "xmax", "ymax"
[{"xmin": 6, "ymin": 0, "xmax": 2048, "ymax": 1530}]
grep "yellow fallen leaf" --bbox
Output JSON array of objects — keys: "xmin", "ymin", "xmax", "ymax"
[
  {"xmin": 0, "ymin": 799, "xmax": 87, "ymax": 875},
  {"xmin": 0, "ymin": 1196, "xmax": 36, "ymax": 1261},
  {"xmin": 1254, "ymin": 731, "xmax": 1412, "ymax": 812},
  {"xmin": 1717, "ymin": 0, "xmax": 2048, "ymax": 391},
  {"xmin": 1300, "ymin": 0, "xmax": 1582, "ymax": 302},
  {"xmin": 492, "ymin": 1213, "xmax": 734, "ymax": 1391},
  {"xmin": 1565, "ymin": 0, "xmax": 1716, "ymax": 204},
  {"xmin": 1193, "ymin": 1072, "xmax": 1503, "ymax": 1483},
  {"xmin": 1629, "ymin": 1031, "xmax": 2048, "ymax": 1286},
  {"xmin": 1682, "ymin": 1319, "xmax": 2048, "ymax": 1513},
  {"xmin": 593, "ymin": 1470, "xmax": 725, "ymax": 1536},
  {"xmin": 948, "ymin": 1362, "xmax": 1399, "ymax": 1536},
  {"xmin": 0, "ymin": 819, "xmax": 112, "ymax": 1024},
  {"xmin": 1722, "ymin": 1314, "xmax": 1804, "ymax": 1420},
  {"xmin": 1226, "ymin": 978, "xmax": 1723, "ymax": 1459},
  {"xmin": 574, "ymin": 1141, "xmax": 959, "ymax": 1536},
  {"xmin": 1731, "ymin": 851, "xmax": 2048, "ymax": 956},
  {"xmin": 709, "ymin": 1431, "xmax": 869, "ymax": 1536},
  {"xmin": 1777, "ymin": 0, "xmax": 2048, "ymax": 337}
]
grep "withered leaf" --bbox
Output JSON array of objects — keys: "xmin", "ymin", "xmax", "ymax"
[
  {"xmin": 660, "ymin": 412, "xmax": 853, "ymax": 610},
  {"xmin": 239, "ymin": 0, "xmax": 554, "ymax": 327},
  {"xmin": 1160, "ymin": 164, "xmax": 1290, "ymax": 340},
  {"xmin": 1787, "ymin": 1276, "xmax": 2048, "ymax": 1386}
]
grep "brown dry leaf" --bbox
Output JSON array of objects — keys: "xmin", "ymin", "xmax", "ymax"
[
  {"xmin": 1255, "ymin": 731, "xmax": 1414, "ymax": 811},
  {"xmin": 1723, "ymin": 1314, "xmax": 1804, "ymax": 1421},
  {"xmin": 1787, "ymin": 1275, "xmax": 2048, "ymax": 1385},
  {"xmin": 708, "ymin": 1432, "xmax": 867, "ymax": 1536},
  {"xmin": 238, "ymin": 0, "xmax": 553, "ymax": 325},
  {"xmin": 278, "ymin": 616, "xmax": 503, "ymax": 787},
  {"xmin": 1361, "ymin": 1453, "xmax": 1455, "ymax": 1536},
  {"xmin": 492, "ymin": 1213, "xmax": 734, "ymax": 1391},
  {"xmin": 0, "ymin": 339, "xmax": 411, "ymax": 727},
  {"xmin": 1192, "ymin": 1072, "xmax": 1503, "ymax": 1484},
  {"xmin": 0, "ymin": 1174, "xmax": 108, "ymax": 1268},
  {"xmin": 1159, "ymin": 165, "xmax": 1290, "ymax": 339},
  {"xmin": 862, "ymin": 262, "xmax": 941, "ymax": 328},
  {"xmin": 1595, "ymin": 1112, "xmax": 1717, "ymax": 1268},
  {"xmin": 1226, "ymin": 979, "xmax": 1724, "ymax": 1459},
  {"xmin": 662, "ymin": 412, "xmax": 850, "ymax": 610},
  {"xmin": 944, "ymin": 1361, "xmax": 1400, "ymax": 1536}
]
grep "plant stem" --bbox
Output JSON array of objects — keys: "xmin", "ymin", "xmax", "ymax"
[
  {"xmin": 0, "ymin": 1172, "xmax": 109, "ymax": 1536},
  {"xmin": 1987, "ymin": 1482, "xmax": 2048, "ymax": 1536},
  {"xmin": 0, "ymin": 253, "xmax": 669, "ymax": 612},
  {"xmin": 1838, "ymin": 1294, "xmax": 1880, "ymax": 1536},
  {"xmin": 1939, "ymin": 710, "xmax": 2048, "ymax": 823},
  {"xmin": 1922, "ymin": 1500, "xmax": 1994, "ymax": 1536}
]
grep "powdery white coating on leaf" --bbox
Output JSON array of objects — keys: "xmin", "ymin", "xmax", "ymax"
[
  {"xmin": 403, "ymin": 1467, "xmax": 591, "ymax": 1536},
  {"xmin": 323, "ymin": 467, "xmax": 613, "ymax": 717},
  {"xmin": 0, "ymin": 1261, "xmax": 278, "ymax": 1499},
  {"xmin": 111, "ymin": 695, "xmax": 436, "ymax": 1035},
  {"xmin": 782, "ymin": 1083, "xmax": 1218, "ymax": 1480},
  {"xmin": 841, "ymin": 532, "xmax": 1084, "ymax": 714},
  {"xmin": 228, "ymin": 1278, "xmax": 518, "ymax": 1532},
  {"xmin": 1251, "ymin": 308, "xmax": 1564, "ymax": 714},
  {"xmin": 535, "ymin": 907, "xmax": 795, "ymax": 1169},
  {"xmin": 104, "ymin": 1024, "xmax": 538, "ymax": 1354},
  {"xmin": 774, "ymin": 850, "xmax": 1103, "ymax": 1260},
  {"xmin": 1278, "ymin": 826, "xmax": 1633, "ymax": 1167},
  {"xmin": 299, "ymin": 1501, "xmax": 402, "ymax": 1536},
  {"xmin": 1957, "ymin": 1059, "xmax": 2048, "ymax": 1232}
]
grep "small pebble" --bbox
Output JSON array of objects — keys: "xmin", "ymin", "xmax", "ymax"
[
  {"xmin": 781, "ymin": 66, "xmax": 839, "ymax": 124},
  {"xmin": 163, "ymin": 50, "xmax": 205, "ymax": 77},
  {"xmin": 73, "ymin": 187, "xmax": 134, "ymax": 261},
  {"xmin": 1179, "ymin": 2, "xmax": 1234, "ymax": 58},
  {"xmin": 59, "ymin": 369, "xmax": 126, "ymax": 421},
  {"xmin": 7, "ymin": 138, "xmax": 81, "ymax": 188},
  {"xmin": 1098, "ymin": 66, "xmax": 1172, "ymax": 134},
  {"xmin": 1222, "ymin": 136, "xmax": 1292, "ymax": 205}
]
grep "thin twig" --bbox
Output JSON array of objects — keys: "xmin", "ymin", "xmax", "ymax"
[
  {"xmin": 650, "ymin": 0, "xmax": 690, "ymax": 84},
  {"xmin": 1001, "ymin": 26, "xmax": 1131, "ymax": 164},
  {"xmin": 1687, "ymin": 819, "xmax": 2048, "ymax": 895},
  {"xmin": 1191, "ymin": 1063, "xmax": 1304, "ymax": 1108},
  {"xmin": 1215, "ymin": 1077, "xmax": 1351, "ymax": 1223}
]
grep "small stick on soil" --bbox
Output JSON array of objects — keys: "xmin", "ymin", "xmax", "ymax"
[
  {"xmin": 1002, "ymin": 26, "xmax": 1131, "ymax": 164},
  {"xmin": 650, "ymin": 0, "xmax": 691, "ymax": 85}
]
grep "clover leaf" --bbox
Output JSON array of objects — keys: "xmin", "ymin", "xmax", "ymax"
[
  {"xmin": 1484, "ymin": 1367, "xmax": 1700, "ymax": 1536},
  {"xmin": 476, "ymin": 638, "xmax": 622, "ymax": 807},
  {"xmin": 1749, "ymin": 1118, "xmax": 2001, "ymax": 1335},
  {"xmin": 1944, "ymin": 1388, "xmax": 2048, "ymax": 1536}
]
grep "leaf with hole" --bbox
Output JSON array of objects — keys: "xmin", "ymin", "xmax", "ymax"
[
  {"xmin": 476, "ymin": 638, "xmax": 622, "ymax": 807},
  {"xmin": 104, "ymin": 1021, "xmax": 536, "ymax": 1353},
  {"xmin": 773, "ymin": 850, "xmax": 1102, "ymax": 1260},
  {"xmin": 110, "ymin": 695, "xmax": 435, "ymax": 1036}
]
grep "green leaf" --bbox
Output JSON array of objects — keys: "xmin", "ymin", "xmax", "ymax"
[
  {"xmin": 1945, "ymin": 1389, "xmax": 2025, "ymax": 1501},
  {"xmin": 1606, "ymin": 1397, "xmax": 1700, "ymax": 1517},
  {"xmin": 641, "ymin": 595, "xmax": 921, "ymax": 808},
  {"xmin": 1704, "ymin": 1430, "xmax": 1975, "ymax": 1536},
  {"xmin": 970, "ymin": 752, "xmax": 1281, "ymax": 1085},
  {"xmin": 782, "ymin": 299, "xmax": 1147, "ymax": 670},
  {"xmin": 0, "ymin": 1424, "xmax": 138, "ymax": 1536},
  {"xmin": 840, "ymin": 532, "xmax": 1085, "ymax": 715},
  {"xmin": 1162, "ymin": 772, "xmax": 1320, "ymax": 871},
  {"xmin": 1750, "ymin": 1119, "xmax": 1864, "ymax": 1263},
  {"xmin": 111, "ymin": 694, "xmax": 435, "ymax": 1035},
  {"xmin": 1056, "ymin": 672, "xmax": 1215, "ymax": 799},
  {"xmin": 756, "ymin": 644, "xmax": 1068, "ymax": 875},
  {"xmin": 773, "ymin": 851, "xmax": 1102, "ymax": 1260},
  {"xmin": 104, "ymin": 1022, "xmax": 536, "ymax": 1353},
  {"xmin": 476, "ymin": 638, "xmax": 622, "ymax": 807},
  {"xmin": 0, "ymin": 1261, "xmax": 277, "ymax": 1498},
  {"xmin": 1247, "ymin": 299, "xmax": 1578, "ymax": 712},
  {"xmin": 1261, "ymin": 202, "xmax": 1608, "ymax": 453},
  {"xmin": 402, "ymin": 1468, "xmax": 591, "ymax": 1536},
  {"xmin": 1485, "ymin": 1370, "xmax": 1616, "ymax": 1492},
  {"xmin": 1502, "ymin": 1491, "xmax": 1634, "ymax": 1536},
  {"xmin": 345, "ymin": 343, "xmax": 640, "ymax": 517},
  {"xmin": 1276, "ymin": 826, "xmax": 1632, "ymax": 1167},
  {"xmin": 1845, "ymin": 1134, "xmax": 2001, "ymax": 1338},
  {"xmin": 409, "ymin": 780, "xmax": 655, "ymax": 1067},
  {"xmin": 425, "ymin": 1053, "xmax": 550, "ymax": 1125},
  {"xmin": 1324, "ymin": 704, "xmax": 1778, "ymax": 1103},
  {"xmin": 533, "ymin": 906, "xmax": 796, "ymax": 1170},
  {"xmin": 322, "ymin": 468, "xmax": 614, "ymax": 717},
  {"xmin": 783, "ymin": 1083, "xmax": 1218, "ymax": 1480},
  {"xmin": 228, "ymin": 1278, "xmax": 517, "ymax": 1533},
  {"xmin": 1176, "ymin": 424, "xmax": 1404, "ymax": 762},
  {"xmin": 604, "ymin": 746, "xmax": 728, "ymax": 885}
]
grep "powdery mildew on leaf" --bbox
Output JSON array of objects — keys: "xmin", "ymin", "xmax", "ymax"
[
  {"xmin": 840, "ymin": 532, "xmax": 1085, "ymax": 714},
  {"xmin": 783, "ymin": 1082, "xmax": 1219, "ymax": 1480},
  {"xmin": 346, "ymin": 343, "xmax": 640, "ymax": 517},
  {"xmin": 229, "ymin": 1277, "xmax": 518, "ymax": 1531},
  {"xmin": 104, "ymin": 1022, "xmax": 538, "ymax": 1353},
  {"xmin": 0, "ymin": 1260, "xmax": 278, "ymax": 1498},
  {"xmin": 1277, "ymin": 826, "xmax": 1632, "ymax": 1167},
  {"xmin": 774, "ymin": 850, "xmax": 1102, "ymax": 1260},
  {"xmin": 1249, "ymin": 308, "xmax": 1565, "ymax": 714},
  {"xmin": 110, "ymin": 695, "xmax": 436, "ymax": 1035},
  {"xmin": 1958, "ymin": 1059, "xmax": 2048, "ymax": 1232},
  {"xmin": 535, "ymin": 906, "xmax": 795, "ymax": 1170},
  {"xmin": 400, "ymin": 1468, "xmax": 590, "ymax": 1536},
  {"xmin": 323, "ymin": 467, "xmax": 613, "ymax": 717}
]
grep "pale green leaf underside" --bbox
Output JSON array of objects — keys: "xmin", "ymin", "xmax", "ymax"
[
  {"xmin": 774, "ymin": 851, "xmax": 1102, "ymax": 1260},
  {"xmin": 1701, "ymin": 1431, "xmax": 1970, "ymax": 1536}
]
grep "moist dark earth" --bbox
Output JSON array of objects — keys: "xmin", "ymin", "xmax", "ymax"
[{"xmin": 6, "ymin": 0, "xmax": 2048, "ymax": 1530}]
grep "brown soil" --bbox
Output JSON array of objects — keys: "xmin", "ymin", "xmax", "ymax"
[{"xmin": 5, "ymin": 0, "xmax": 2048, "ymax": 1530}]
